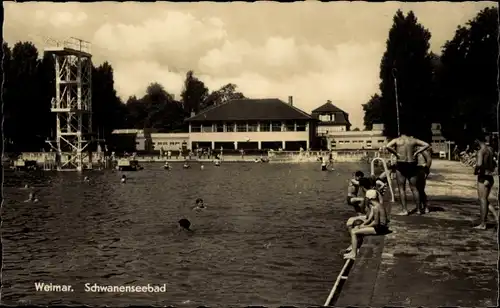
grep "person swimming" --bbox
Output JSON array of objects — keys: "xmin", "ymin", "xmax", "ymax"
[
  {"xmin": 164, "ymin": 162, "xmax": 171, "ymax": 170},
  {"xmin": 193, "ymin": 198, "xmax": 206, "ymax": 211},
  {"xmin": 200, "ymin": 164, "xmax": 205, "ymax": 170},
  {"xmin": 385, "ymin": 133, "xmax": 431, "ymax": 215},
  {"xmin": 121, "ymin": 175, "xmax": 127, "ymax": 183},
  {"xmin": 214, "ymin": 159, "xmax": 221, "ymax": 166},
  {"xmin": 183, "ymin": 162, "xmax": 190, "ymax": 169},
  {"xmin": 178, "ymin": 218, "xmax": 192, "ymax": 231},
  {"xmin": 24, "ymin": 192, "xmax": 39, "ymax": 203},
  {"xmin": 84, "ymin": 176, "xmax": 90, "ymax": 183},
  {"xmin": 321, "ymin": 159, "xmax": 327, "ymax": 171}
]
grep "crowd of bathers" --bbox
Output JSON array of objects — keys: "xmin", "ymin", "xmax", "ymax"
[{"xmin": 342, "ymin": 133, "xmax": 499, "ymax": 259}]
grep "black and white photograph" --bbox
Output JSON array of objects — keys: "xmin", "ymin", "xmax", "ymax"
[{"xmin": 1, "ymin": 1, "xmax": 498, "ymax": 307}]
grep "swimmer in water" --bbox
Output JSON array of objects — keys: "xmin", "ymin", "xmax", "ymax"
[
  {"xmin": 164, "ymin": 162, "xmax": 171, "ymax": 170},
  {"xmin": 178, "ymin": 218, "xmax": 192, "ymax": 232},
  {"xmin": 84, "ymin": 176, "xmax": 90, "ymax": 183},
  {"xmin": 121, "ymin": 175, "xmax": 127, "ymax": 183},
  {"xmin": 473, "ymin": 137, "xmax": 499, "ymax": 230},
  {"xmin": 344, "ymin": 189, "xmax": 389, "ymax": 260},
  {"xmin": 200, "ymin": 164, "xmax": 204, "ymax": 170},
  {"xmin": 193, "ymin": 198, "xmax": 206, "ymax": 211},
  {"xmin": 183, "ymin": 162, "xmax": 190, "ymax": 169},
  {"xmin": 214, "ymin": 159, "xmax": 221, "ymax": 166},
  {"xmin": 385, "ymin": 133, "xmax": 430, "ymax": 216},
  {"xmin": 24, "ymin": 192, "xmax": 39, "ymax": 203},
  {"xmin": 21, "ymin": 184, "xmax": 30, "ymax": 189}
]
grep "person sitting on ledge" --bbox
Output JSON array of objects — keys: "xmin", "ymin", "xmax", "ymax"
[
  {"xmin": 346, "ymin": 171, "xmax": 366, "ymax": 215},
  {"xmin": 345, "ymin": 177, "xmax": 378, "ymax": 231},
  {"xmin": 344, "ymin": 189, "xmax": 389, "ymax": 260}
]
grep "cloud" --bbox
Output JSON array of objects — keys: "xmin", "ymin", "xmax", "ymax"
[{"xmin": 4, "ymin": 2, "xmax": 496, "ymax": 128}]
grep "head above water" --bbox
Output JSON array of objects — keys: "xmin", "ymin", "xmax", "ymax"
[
  {"xmin": 196, "ymin": 198, "xmax": 204, "ymax": 205},
  {"xmin": 354, "ymin": 171, "xmax": 364, "ymax": 179}
]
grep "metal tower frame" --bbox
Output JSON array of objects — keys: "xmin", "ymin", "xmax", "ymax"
[{"xmin": 44, "ymin": 37, "xmax": 93, "ymax": 171}]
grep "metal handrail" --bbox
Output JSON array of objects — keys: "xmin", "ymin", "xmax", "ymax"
[{"xmin": 371, "ymin": 157, "xmax": 395, "ymax": 202}]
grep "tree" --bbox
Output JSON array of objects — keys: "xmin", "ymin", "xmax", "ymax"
[
  {"xmin": 92, "ymin": 61, "xmax": 127, "ymax": 147},
  {"xmin": 180, "ymin": 70, "xmax": 209, "ymax": 114},
  {"xmin": 437, "ymin": 7, "xmax": 498, "ymax": 147},
  {"xmin": 142, "ymin": 82, "xmax": 186, "ymax": 132},
  {"xmin": 362, "ymin": 94, "xmax": 383, "ymax": 130},
  {"xmin": 378, "ymin": 10, "xmax": 434, "ymax": 142},
  {"xmin": 204, "ymin": 83, "xmax": 245, "ymax": 108},
  {"xmin": 7, "ymin": 42, "xmax": 48, "ymax": 151}
]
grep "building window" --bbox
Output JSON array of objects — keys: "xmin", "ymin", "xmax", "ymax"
[
  {"xmin": 344, "ymin": 140, "xmax": 350, "ymax": 143},
  {"xmin": 271, "ymin": 121, "xmax": 282, "ymax": 132},
  {"xmin": 191, "ymin": 125, "xmax": 201, "ymax": 132},
  {"xmin": 378, "ymin": 140, "xmax": 385, "ymax": 143},
  {"xmin": 202, "ymin": 125, "xmax": 213, "ymax": 133},
  {"xmin": 248, "ymin": 122, "xmax": 259, "ymax": 132},
  {"xmin": 284, "ymin": 121, "xmax": 295, "ymax": 132},
  {"xmin": 226, "ymin": 123, "xmax": 235, "ymax": 132},
  {"xmin": 260, "ymin": 122, "xmax": 270, "ymax": 132},
  {"xmin": 236, "ymin": 123, "xmax": 247, "ymax": 132},
  {"xmin": 296, "ymin": 122, "xmax": 306, "ymax": 131},
  {"xmin": 366, "ymin": 140, "xmax": 372, "ymax": 143},
  {"xmin": 338, "ymin": 140, "xmax": 344, "ymax": 144},
  {"xmin": 331, "ymin": 142, "xmax": 336, "ymax": 148},
  {"xmin": 214, "ymin": 124, "xmax": 224, "ymax": 132}
]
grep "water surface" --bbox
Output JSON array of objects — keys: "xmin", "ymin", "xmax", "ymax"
[{"xmin": 2, "ymin": 162, "xmax": 366, "ymax": 306}]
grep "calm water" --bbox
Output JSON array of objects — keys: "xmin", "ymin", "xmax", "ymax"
[{"xmin": 1, "ymin": 162, "xmax": 367, "ymax": 307}]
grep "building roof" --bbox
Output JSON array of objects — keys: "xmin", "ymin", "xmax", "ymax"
[
  {"xmin": 312, "ymin": 101, "xmax": 351, "ymax": 126},
  {"xmin": 185, "ymin": 98, "xmax": 312, "ymax": 122},
  {"xmin": 311, "ymin": 101, "xmax": 346, "ymax": 114}
]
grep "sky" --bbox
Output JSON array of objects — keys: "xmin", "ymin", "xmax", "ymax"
[{"xmin": 3, "ymin": 1, "xmax": 496, "ymax": 129}]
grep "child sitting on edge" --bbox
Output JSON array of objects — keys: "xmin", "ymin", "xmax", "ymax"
[{"xmin": 344, "ymin": 189, "xmax": 390, "ymax": 260}]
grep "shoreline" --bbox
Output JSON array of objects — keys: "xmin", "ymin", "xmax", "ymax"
[{"xmin": 335, "ymin": 160, "xmax": 498, "ymax": 306}]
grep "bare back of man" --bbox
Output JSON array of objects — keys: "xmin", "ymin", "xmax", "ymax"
[
  {"xmin": 473, "ymin": 140, "xmax": 498, "ymax": 230},
  {"xmin": 386, "ymin": 134, "xmax": 430, "ymax": 216}
]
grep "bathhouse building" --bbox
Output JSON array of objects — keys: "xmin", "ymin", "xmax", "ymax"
[
  {"xmin": 311, "ymin": 100, "xmax": 352, "ymax": 135},
  {"xmin": 184, "ymin": 97, "xmax": 314, "ymax": 151}
]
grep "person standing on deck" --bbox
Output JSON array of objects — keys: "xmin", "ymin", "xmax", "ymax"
[
  {"xmin": 473, "ymin": 137, "xmax": 499, "ymax": 230},
  {"xmin": 385, "ymin": 134, "xmax": 431, "ymax": 216},
  {"xmin": 416, "ymin": 148, "xmax": 432, "ymax": 215}
]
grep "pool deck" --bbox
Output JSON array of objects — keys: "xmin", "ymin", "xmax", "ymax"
[{"xmin": 335, "ymin": 159, "xmax": 499, "ymax": 307}]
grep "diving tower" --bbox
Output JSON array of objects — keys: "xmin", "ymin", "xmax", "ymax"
[{"xmin": 44, "ymin": 37, "xmax": 94, "ymax": 171}]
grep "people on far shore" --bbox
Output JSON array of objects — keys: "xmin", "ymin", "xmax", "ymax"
[
  {"xmin": 473, "ymin": 137, "xmax": 498, "ymax": 230},
  {"xmin": 385, "ymin": 133, "xmax": 431, "ymax": 216}
]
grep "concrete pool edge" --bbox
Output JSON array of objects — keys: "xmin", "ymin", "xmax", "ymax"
[{"xmin": 334, "ymin": 160, "xmax": 499, "ymax": 307}]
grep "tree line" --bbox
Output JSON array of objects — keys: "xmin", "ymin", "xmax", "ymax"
[
  {"xmin": 362, "ymin": 7, "xmax": 498, "ymax": 149},
  {"xmin": 1, "ymin": 42, "xmax": 245, "ymax": 153}
]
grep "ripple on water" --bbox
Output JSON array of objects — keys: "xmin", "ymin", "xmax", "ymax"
[{"xmin": 2, "ymin": 162, "xmax": 367, "ymax": 306}]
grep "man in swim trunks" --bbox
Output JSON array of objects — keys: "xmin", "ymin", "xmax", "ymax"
[
  {"xmin": 385, "ymin": 134, "xmax": 431, "ymax": 215},
  {"xmin": 473, "ymin": 137, "xmax": 498, "ymax": 230},
  {"xmin": 346, "ymin": 171, "xmax": 366, "ymax": 215},
  {"xmin": 416, "ymin": 148, "xmax": 432, "ymax": 214},
  {"xmin": 344, "ymin": 189, "xmax": 389, "ymax": 260}
]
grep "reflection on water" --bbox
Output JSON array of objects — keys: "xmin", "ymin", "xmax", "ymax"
[{"xmin": 2, "ymin": 162, "xmax": 366, "ymax": 307}]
